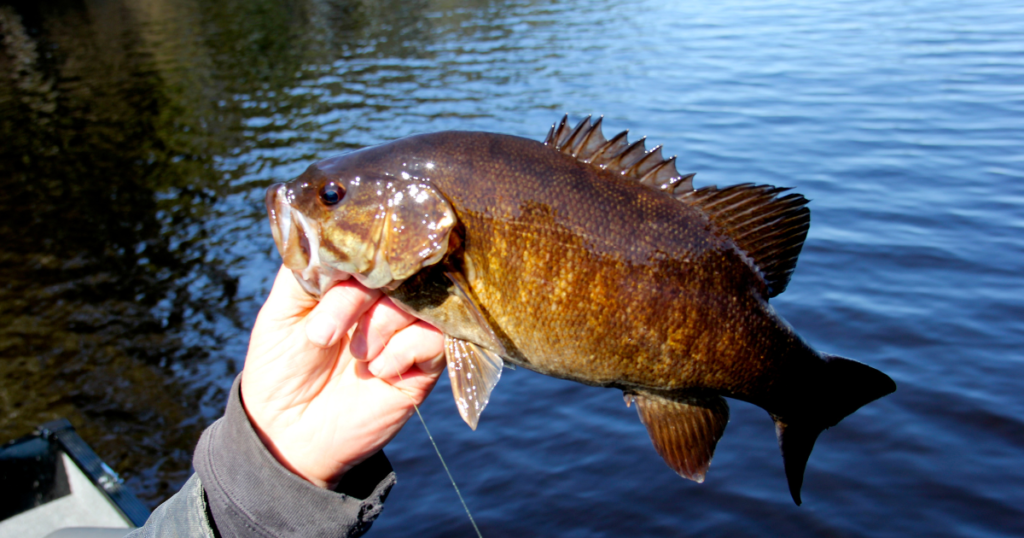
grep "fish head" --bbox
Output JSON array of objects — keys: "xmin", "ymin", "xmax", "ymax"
[{"xmin": 266, "ymin": 162, "xmax": 456, "ymax": 297}]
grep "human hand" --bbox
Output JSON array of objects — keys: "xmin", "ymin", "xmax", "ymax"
[{"xmin": 240, "ymin": 265, "xmax": 446, "ymax": 489}]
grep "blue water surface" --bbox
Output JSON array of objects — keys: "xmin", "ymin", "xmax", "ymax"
[{"xmin": 1, "ymin": 0, "xmax": 1022, "ymax": 536}]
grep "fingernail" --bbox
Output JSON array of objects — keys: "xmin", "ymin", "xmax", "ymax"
[
  {"xmin": 306, "ymin": 314, "xmax": 336, "ymax": 347},
  {"xmin": 350, "ymin": 329, "xmax": 367, "ymax": 360}
]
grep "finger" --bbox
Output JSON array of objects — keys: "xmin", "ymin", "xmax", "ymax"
[
  {"xmin": 350, "ymin": 297, "xmax": 419, "ymax": 361},
  {"xmin": 366, "ymin": 321, "xmax": 445, "ymax": 379},
  {"xmin": 305, "ymin": 281, "xmax": 382, "ymax": 348},
  {"xmin": 258, "ymin": 265, "xmax": 320, "ymax": 323}
]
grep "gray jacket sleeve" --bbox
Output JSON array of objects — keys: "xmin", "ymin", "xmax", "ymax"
[{"xmin": 127, "ymin": 375, "xmax": 396, "ymax": 538}]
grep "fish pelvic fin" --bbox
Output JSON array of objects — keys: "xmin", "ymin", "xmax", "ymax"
[
  {"xmin": 773, "ymin": 354, "xmax": 896, "ymax": 505},
  {"xmin": 677, "ymin": 183, "xmax": 810, "ymax": 297},
  {"xmin": 626, "ymin": 391, "xmax": 730, "ymax": 483}
]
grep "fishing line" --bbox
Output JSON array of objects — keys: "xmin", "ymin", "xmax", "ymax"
[{"xmin": 387, "ymin": 352, "xmax": 484, "ymax": 538}]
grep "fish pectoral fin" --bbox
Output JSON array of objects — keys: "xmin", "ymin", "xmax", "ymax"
[
  {"xmin": 444, "ymin": 270, "xmax": 509, "ymax": 357},
  {"xmin": 445, "ymin": 335, "xmax": 503, "ymax": 430},
  {"xmin": 628, "ymin": 391, "xmax": 730, "ymax": 483}
]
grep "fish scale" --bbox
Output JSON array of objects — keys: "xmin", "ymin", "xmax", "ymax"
[{"xmin": 266, "ymin": 116, "xmax": 896, "ymax": 505}]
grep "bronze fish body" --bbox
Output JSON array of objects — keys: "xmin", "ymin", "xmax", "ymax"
[{"xmin": 265, "ymin": 116, "xmax": 896, "ymax": 504}]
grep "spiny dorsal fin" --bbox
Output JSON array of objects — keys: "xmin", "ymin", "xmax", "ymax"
[
  {"xmin": 544, "ymin": 115, "xmax": 694, "ymax": 194},
  {"xmin": 677, "ymin": 184, "xmax": 810, "ymax": 297}
]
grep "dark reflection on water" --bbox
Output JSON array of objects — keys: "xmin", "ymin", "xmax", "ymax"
[
  {"xmin": 0, "ymin": 0, "xmax": 245, "ymax": 501},
  {"xmin": 2, "ymin": 0, "xmax": 1024, "ymax": 536}
]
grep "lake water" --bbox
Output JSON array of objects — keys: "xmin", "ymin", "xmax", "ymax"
[{"xmin": 1, "ymin": 0, "xmax": 1022, "ymax": 536}]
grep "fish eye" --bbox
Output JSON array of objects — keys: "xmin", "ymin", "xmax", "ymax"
[{"xmin": 319, "ymin": 182, "xmax": 345, "ymax": 206}]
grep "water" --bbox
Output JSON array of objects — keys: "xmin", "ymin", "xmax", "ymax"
[{"xmin": 1, "ymin": 0, "xmax": 1022, "ymax": 535}]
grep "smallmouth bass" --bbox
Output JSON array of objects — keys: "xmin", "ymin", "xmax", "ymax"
[{"xmin": 265, "ymin": 116, "xmax": 896, "ymax": 504}]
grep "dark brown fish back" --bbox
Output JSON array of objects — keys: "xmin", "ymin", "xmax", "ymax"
[{"xmin": 545, "ymin": 115, "xmax": 810, "ymax": 297}]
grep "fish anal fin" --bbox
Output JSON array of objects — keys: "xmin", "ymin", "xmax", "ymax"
[
  {"xmin": 445, "ymin": 335, "xmax": 503, "ymax": 430},
  {"xmin": 543, "ymin": 115, "xmax": 693, "ymax": 193},
  {"xmin": 630, "ymin": 391, "xmax": 730, "ymax": 483},
  {"xmin": 677, "ymin": 184, "xmax": 810, "ymax": 297}
]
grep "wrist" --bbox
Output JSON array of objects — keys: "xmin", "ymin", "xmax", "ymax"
[
  {"xmin": 251, "ymin": 420, "xmax": 342, "ymax": 489},
  {"xmin": 195, "ymin": 374, "xmax": 398, "ymax": 536}
]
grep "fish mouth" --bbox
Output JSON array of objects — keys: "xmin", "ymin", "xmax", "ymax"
[{"xmin": 266, "ymin": 183, "xmax": 350, "ymax": 298}]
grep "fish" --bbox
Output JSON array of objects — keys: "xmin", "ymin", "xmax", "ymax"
[{"xmin": 265, "ymin": 115, "xmax": 896, "ymax": 505}]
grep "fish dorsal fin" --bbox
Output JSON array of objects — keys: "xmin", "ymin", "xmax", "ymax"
[
  {"xmin": 544, "ymin": 115, "xmax": 695, "ymax": 194},
  {"xmin": 543, "ymin": 116, "xmax": 808, "ymax": 296},
  {"xmin": 677, "ymin": 184, "xmax": 810, "ymax": 297}
]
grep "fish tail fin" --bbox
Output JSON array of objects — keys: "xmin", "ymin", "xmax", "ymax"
[{"xmin": 773, "ymin": 354, "xmax": 896, "ymax": 505}]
